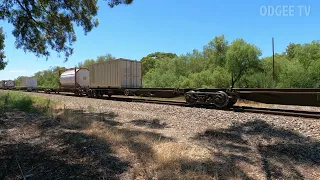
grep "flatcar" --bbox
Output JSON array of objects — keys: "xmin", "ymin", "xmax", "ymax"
[{"xmin": 2, "ymin": 58, "xmax": 319, "ymax": 108}]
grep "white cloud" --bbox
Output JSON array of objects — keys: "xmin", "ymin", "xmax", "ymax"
[{"xmin": 8, "ymin": 70, "xmax": 27, "ymax": 73}]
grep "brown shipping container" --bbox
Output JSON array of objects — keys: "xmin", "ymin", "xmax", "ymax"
[{"xmin": 89, "ymin": 58, "xmax": 142, "ymax": 88}]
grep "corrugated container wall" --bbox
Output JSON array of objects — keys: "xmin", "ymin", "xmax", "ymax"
[
  {"xmin": 89, "ymin": 59, "xmax": 142, "ymax": 88},
  {"xmin": 5, "ymin": 80, "xmax": 15, "ymax": 87},
  {"xmin": 21, "ymin": 77, "xmax": 38, "ymax": 88}
]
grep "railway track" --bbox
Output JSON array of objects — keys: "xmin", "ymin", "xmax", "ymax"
[
  {"xmin": 232, "ymin": 106, "xmax": 320, "ymax": 119},
  {"xmin": 2, "ymin": 89, "xmax": 320, "ymax": 119},
  {"xmin": 93, "ymin": 95, "xmax": 320, "ymax": 119}
]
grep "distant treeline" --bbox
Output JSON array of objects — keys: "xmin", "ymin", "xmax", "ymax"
[{"xmin": 14, "ymin": 35, "xmax": 320, "ymax": 88}]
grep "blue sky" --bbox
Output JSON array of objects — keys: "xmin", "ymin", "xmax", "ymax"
[{"xmin": 0, "ymin": 0, "xmax": 319, "ymax": 80}]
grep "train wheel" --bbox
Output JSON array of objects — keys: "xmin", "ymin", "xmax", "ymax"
[
  {"xmin": 87, "ymin": 90, "xmax": 92, "ymax": 98},
  {"xmin": 185, "ymin": 91, "xmax": 197, "ymax": 105},
  {"xmin": 124, "ymin": 89, "xmax": 130, "ymax": 96},
  {"xmin": 79, "ymin": 90, "xmax": 85, "ymax": 97},
  {"xmin": 75, "ymin": 90, "xmax": 79, "ymax": 96},
  {"xmin": 214, "ymin": 91, "xmax": 229, "ymax": 108},
  {"xmin": 90, "ymin": 90, "xmax": 94, "ymax": 98},
  {"xmin": 93, "ymin": 90, "xmax": 97, "ymax": 98},
  {"xmin": 97, "ymin": 91, "xmax": 103, "ymax": 99}
]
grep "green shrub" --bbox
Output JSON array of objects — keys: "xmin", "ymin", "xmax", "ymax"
[{"xmin": 0, "ymin": 92, "xmax": 54, "ymax": 113}]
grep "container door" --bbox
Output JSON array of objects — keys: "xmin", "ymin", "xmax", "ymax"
[
  {"xmin": 130, "ymin": 61, "xmax": 133, "ymax": 87},
  {"xmin": 121, "ymin": 61, "xmax": 128, "ymax": 88},
  {"xmin": 126, "ymin": 61, "xmax": 132, "ymax": 88},
  {"xmin": 132, "ymin": 61, "xmax": 137, "ymax": 88},
  {"xmin": 127, "ymin": 61, "xmax": 142, "ymax": 88},
  {"xmin": 136, "ymin": 62, "xmax": 142, "ymax": 88},
  {"xmin": 120, "ymin": 60, "xmax": 142, "ymax": 88}
]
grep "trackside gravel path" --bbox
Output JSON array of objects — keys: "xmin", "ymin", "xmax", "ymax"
[{"xmin": 1, "ymin": 90, "xmax": 320, "ymax": 179}]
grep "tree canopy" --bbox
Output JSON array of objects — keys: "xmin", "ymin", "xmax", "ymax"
[
  {"xmin": 142, "ymin": 35, "xmax": 319, "ymax": 89},
  {"xmin": 13, "ymin": 35, "xmax": 320, "ymax": 89},
  {"xmin": 140, "ymin": 52, "xmax": 177, "ymax": 76},
  {"xmin": 226, "ymin": 39, "xmax": 262, "ymax": 88},
  {"xmin": 142, "ymin": 36, "xmax": 262, "ymax": 88},
  {"xmin": 77, "ymin": 53, "xmax": 116, "ymax": 68},
  {"xmin": 0, "ymin": 0, "xmax": 134, "ymax": 69},
  {"xmin": 0, "ymin": 27, "xmax": 6, "ymax": 70}
]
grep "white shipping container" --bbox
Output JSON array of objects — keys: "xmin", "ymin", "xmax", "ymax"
[
  {"xmin": 5, "ymin": 80, "xmax": 15, "ymax": 87},
  {"xmin": 89, "ymin": 59, "xmax": 142, "ymax": 88},
  {"xmin": 21, "ymin": 77, "xmax": 38, "ymax": 88},
  {"xmin": 59, "ymin": 68, "xmax": 89, "ymax": 88}
]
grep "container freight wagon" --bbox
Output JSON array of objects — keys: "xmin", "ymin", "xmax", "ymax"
[
  {"xmin": 88, "ymin": 58, "xmax": 142, "ymax": 97},
  {"xmin": 57, "ymin": 68, "xmax": 90, "ymax": 96},
  {"xmin": 3, "ymin": 80, "xmax": 15, "ymax": 89},
  {"xmin": 21, "ymin": 77, "xmax": 38, "ymax": 89}
]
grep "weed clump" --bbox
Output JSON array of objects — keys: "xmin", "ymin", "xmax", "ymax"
[{"xmin": 0, "ymin": 91, "xmax": 54, "ymax": 114}]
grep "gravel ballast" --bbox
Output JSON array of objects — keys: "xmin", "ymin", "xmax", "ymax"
[
  {"xmin": 3, "ymin": 90, "xmax": 319, "ymax": 141},
  {"xmin": 1, "ymin": 90, "xmax": 320, "ymax": 179}
]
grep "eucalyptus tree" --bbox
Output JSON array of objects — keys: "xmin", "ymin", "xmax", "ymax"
[
  {"xmin": 0, "ymin": 0, "xmax": 133, "ymax": 69},
  {"xmin": 226, "ymin": 39, "xmax": 262, "ymax": 88}
]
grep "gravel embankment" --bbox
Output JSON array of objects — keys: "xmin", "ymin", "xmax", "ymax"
[{"xmin": 3, "ymin": 90, "xmax": 320, "ymax": 142}]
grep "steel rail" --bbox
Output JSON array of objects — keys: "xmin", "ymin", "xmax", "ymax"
[
  {"xmin": 232, "ymin": 106, "xmax": 320, "ymax": 119},
  {"xmin": 104, "ymin": 96, "xmax": 320, "ymax": 119}
]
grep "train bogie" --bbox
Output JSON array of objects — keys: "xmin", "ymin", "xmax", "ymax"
[{"xmin": 185, "ymin": 90, "xmax": 238, "ymax": 108}]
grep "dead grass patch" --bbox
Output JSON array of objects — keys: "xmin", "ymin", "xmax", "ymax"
[
  {"xmin": 82, "ymin": 116, "xmax": 249, "ymax": 179},
  {"xmin": 2, "ymin": 93, "xmax": 318, "ymax": 179}
]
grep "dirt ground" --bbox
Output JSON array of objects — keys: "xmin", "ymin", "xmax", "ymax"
[{"xmin": 0, "ymin": 104, "xmax": 319, "ymax": 179}]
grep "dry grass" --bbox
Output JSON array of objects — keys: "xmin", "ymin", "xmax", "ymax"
[
  {"xmin": 2, "ymin": 103, "xmax": 319, "ymax": 179},
  {"xmin": 84, "ymin": 121, "xmax": 216, "ymax": 179},
  {"xmin": 21, "ymin": 105, "xmax": 246, "ymax": 180},
  {"xmin": 51, "ymin": 107, "xmax": 288, "ymax": 180},
  {"xmin": 1, "ymin": 91, "xmax": 319, "ymax": 179},
  {"xmin": 49, "ymin": 106, "xmax": 320, "ymax": 180}
]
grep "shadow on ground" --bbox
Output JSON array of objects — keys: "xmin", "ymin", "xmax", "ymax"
[
  {"xmin": 0, "ymin": 138, "xmax": 128, "ymax": 180},
  {"xmin": 0, "ymin": 109, "xmax": 131, "ymax": 179},
  {"xmin": 3, "ymin": 94, "xmax": 317, "ymax": 179},
  {"xmin": 0, "ymin": 106, "xmax": 174, "ymax": 179},
  {"xmin": 130, "ymin": 119, "xmax": 169, "ymax": 129},
  {"xmin": 40, "ymin": 108, "xmax": 122, "ymax": 130},
  {"xmin": 189, "ymin": 119, "xmax": 320, "ymax": 179}
]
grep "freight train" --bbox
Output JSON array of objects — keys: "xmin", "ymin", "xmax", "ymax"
[
  {"xmin": 1, "ymin": 58, "xmax": 320, "ymax": 108},
  {"xmin": 0, "ymin": 58, "xmax": 239, "ymax": 108},
  {"xmin": 0, "ymin": 80, "xmax": 15, "ymax": 88}
]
